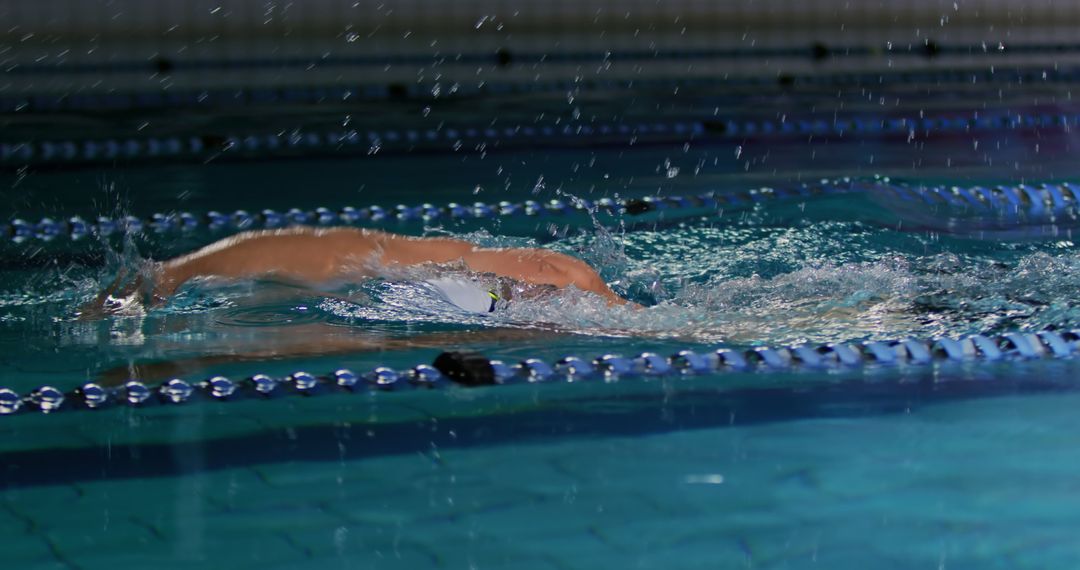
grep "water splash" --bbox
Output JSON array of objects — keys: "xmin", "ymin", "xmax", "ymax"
[{"xmin": 11, "ymin": 196, "xmax": 1080, "ymax": 364}]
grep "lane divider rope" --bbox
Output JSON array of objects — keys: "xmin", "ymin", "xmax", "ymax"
[
  {"xmin": 2, "ymin": 108, "xmax": 1075, "ymax": 167},
  {"xmin": 1, "ymin": 179, "xmax": 861, "ymax": 243},
  {"xmin": 1, "ymin": 329, "xmax": 1076, "ymax": 417},
  {"xmin": 6, "ymin": 178, "xmax": 1080, "ymax": 244}
]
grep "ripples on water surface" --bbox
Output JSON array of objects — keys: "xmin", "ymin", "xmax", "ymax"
[{"xmin": 2, "ymin": 182, "xmax": 1080, "ymax": 388}]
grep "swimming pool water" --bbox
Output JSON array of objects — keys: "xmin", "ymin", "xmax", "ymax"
[
  {"xmin": 7, "ymin": 96, "xmax": 1080, "ymax": 567},
  {"xmin": 4, "ymin": 167, "xmax": 1080, "ymax": 389},
  {"xmin": 6, "ymin": 360, "xmax": 1080, "ymax": 568}
]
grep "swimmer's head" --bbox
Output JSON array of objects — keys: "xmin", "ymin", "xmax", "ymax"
[{"xmin": 425, "ymin": 277, "xmax": 500, "ymax": 313}]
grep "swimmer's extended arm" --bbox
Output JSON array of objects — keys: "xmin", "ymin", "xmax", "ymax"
[
  {"xmin": 149, "ymin": 227, "xmax": 627, "ymax": 305},
  {"xmin": 149, "ymin": 228, "xmax": 395, "ymax": 299},
  {"xmin": 458, "ymin": 248, "xmax": 627, "ymax": 305}
]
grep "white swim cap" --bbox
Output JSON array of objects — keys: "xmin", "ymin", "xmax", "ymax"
[{"xmin": 425, "ymin": 277, "xmax": 499, "ymax": 313}]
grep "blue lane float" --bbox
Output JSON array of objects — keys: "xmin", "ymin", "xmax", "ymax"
[
  {"xmin": 2, "ymin": 108, "xmax": 1076, "ymax": 168},
  {"xmin": 1, "ymin": 329, "xmax": 1077, "ymax": 417},
  {"xmin": 1, "ymin": 179, "xmax": 859, "ymax": 244},
  {"xmin": 882, "ymin": 182, "xmax": 1080, "ymax": 223},
  {"xmin": 4, "ymin": 178, "xmax": 1080, "ymax": 244}
]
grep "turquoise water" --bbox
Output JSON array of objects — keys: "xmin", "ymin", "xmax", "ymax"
[{"xmin": 6, "ymin": 126, "xmax": 1080, "ymax": 567}]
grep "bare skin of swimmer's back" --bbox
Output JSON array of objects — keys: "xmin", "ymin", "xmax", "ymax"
[
  {"xmin": 163, "ymin": 228, "xmax": 469, "ymax": 282},
  {"xmin": 155, "ymin": 227, "xmax": 627, "ymax": 305}
]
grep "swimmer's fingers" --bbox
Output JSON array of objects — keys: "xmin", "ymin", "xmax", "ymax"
[
  {"xmin": 100, "ymin": 267, "xmax": 132, "ymax": 300},
  {"xmin": 77, "ymin": 268, "xmax": 153, "ymax": 320},
  {"xmin": 77, "ymin": 269, "xmax": 130, "ymax": 320}
]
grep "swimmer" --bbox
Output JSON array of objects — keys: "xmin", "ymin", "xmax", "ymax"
[{"xmin": 85, "ymin": 227, "xmax": 628, "ymax": 316}]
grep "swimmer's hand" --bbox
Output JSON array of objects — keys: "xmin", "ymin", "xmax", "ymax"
[
  {"xmin": 78, "ymin": 268, "xmax": 136, "ymax": 320},
  {"xmin": 77, "ymin": 265, "xmax": 170, "ymax": 320}
]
